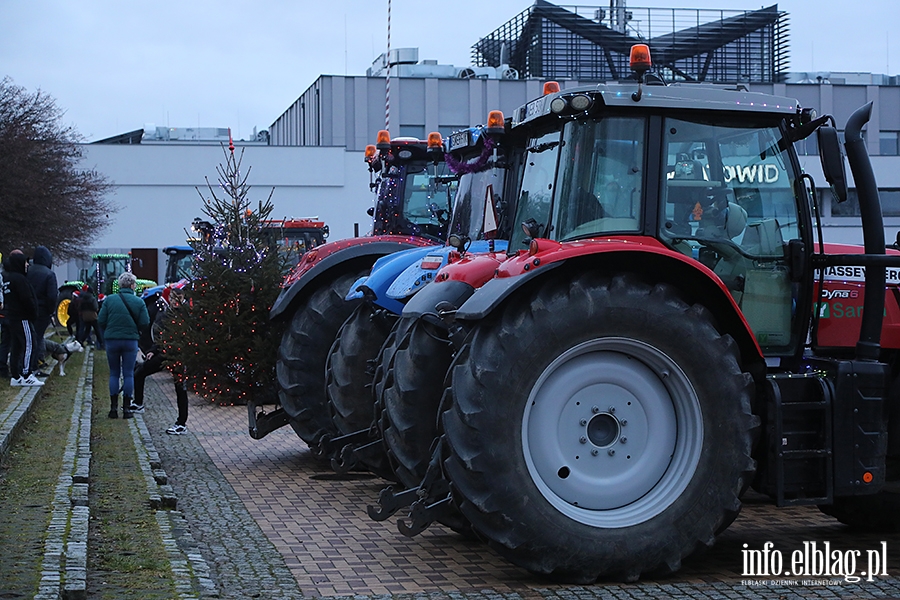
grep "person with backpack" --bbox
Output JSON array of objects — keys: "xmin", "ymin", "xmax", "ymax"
[
  {"xmin": 26, "ymin": 246, "xmax": 58, "ymax": 368},
  {"xmin": 98, "ymin": 272, "xmax": 149, "ymax": 418}
]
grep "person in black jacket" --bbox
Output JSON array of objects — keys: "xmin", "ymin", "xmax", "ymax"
[
  {"xmin": 0, "ymin": 251, "xmax": 9, "ymax": 378},
  {"xmin": 75, "ymin": 285, "xmax": 104, "ymax": 349},
  {"xmin": 131, "ymin": 287, "xmax": 190, "ymax": 435},
  {"xmin": 3, "ymin": 251, "xmax": 44, "ymax": 387},
  {"xmin": 26, "ymin": 246, "xmax": 58, "ymax": 367}
]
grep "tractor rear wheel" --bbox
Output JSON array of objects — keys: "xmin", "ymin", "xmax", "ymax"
[
  {"xmin": 325, "ymin": 302, "xmax": 396, "ymax": 477},
  {"xmin": 276, "ymin": 270, "xmax": 364, "ymax": 447},
  {"xmin": 56, "ymin": 289, "xmax": 75, "ymax": 328},
  {"xmin": 442, "ymin": 273, "xmax": 757, "ymax": 582},
  {"xmin": 379, "ymin": 316, "xmax": 454, "ymax": 488}
]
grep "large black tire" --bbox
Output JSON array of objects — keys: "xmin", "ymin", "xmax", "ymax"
[
  {"xmin": 441, "ymin": 273, "xmax": 758, "ymax": 582},
  {"xmin": 276, "ymin": 270, "xmax": 365, "ymax": 447},
  {"xmin": 325, "ymin": 302, "xmax": 397, "ymax": 477},
  {"xmin": 379, "ymin": 316, "xmax": 454, "ymax": 488},
  {"xmin": 56, "ymin": 288, "xmax": 76, "ymax": 328}
]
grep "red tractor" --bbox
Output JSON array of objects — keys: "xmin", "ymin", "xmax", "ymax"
[
  {"xmin": 260, "ymin": 217, "xmax": 329, "ymax": 271},
  {"xmin": 369, "ymin": 45, "xmax": 900, "ymax": 582},
  {"xmin": 250, "ymin": 131, "xmax": 452, "ymax": 448}
]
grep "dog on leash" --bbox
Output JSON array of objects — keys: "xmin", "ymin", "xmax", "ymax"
[{"xmin": 43, "ymin": 339, "xmax": 84, "ymax": 376}]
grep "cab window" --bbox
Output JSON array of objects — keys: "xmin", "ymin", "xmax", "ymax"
[
  {"xmin": 552, "ymin": 117, "xmax": 645, "ymax": 241},
  {"xmin": 660, "ymin": 117, "xmax": 803, "ymax": 353}
]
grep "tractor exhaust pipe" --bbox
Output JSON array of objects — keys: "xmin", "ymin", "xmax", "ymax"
[{"xmin": 844, "ymin": 102, "xmax": 884, "ymax": 361}]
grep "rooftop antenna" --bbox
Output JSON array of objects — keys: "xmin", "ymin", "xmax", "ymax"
[
  {"xmin": 384, "ymin": 0, "xmax": 391, "ymax": 132},
  {"xmin": 611, "ymin": 0, "xmax": 627, "ymax": 34}
]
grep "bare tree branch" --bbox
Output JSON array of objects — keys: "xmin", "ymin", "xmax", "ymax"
[{"xmin": 0, "ymin": 77, "xmax": 117, "ymax": 260}]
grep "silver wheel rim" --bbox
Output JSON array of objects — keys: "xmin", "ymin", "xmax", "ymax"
[{"xmin": 522, "ymin": 337, "xmax": 703, "ymax": 527}]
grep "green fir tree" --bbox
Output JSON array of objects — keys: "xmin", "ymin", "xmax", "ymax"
[{"xmin": 163, "ymin": 143, "xmax": 286, "ymax": 406}]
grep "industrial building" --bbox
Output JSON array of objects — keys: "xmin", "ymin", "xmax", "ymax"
[{"xmin": 75, "ymin": 1, "xmax": 900, "ymax": 283}]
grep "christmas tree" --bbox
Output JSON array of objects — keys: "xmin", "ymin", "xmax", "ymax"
[{"xmin": 163, "ymin": 140, "xmax": 286, "ymax": 405}]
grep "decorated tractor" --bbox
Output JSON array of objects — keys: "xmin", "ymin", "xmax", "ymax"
[
  {"xmin": 260, "ymin": 218, "xmax": 329, "ymax": 272},
  {"xmin": 57, "ymin": 253, "xmax": 156, "ymax": 327},
  {"xmin": 361, "ymin": 45, "xmax": 900, "ymax": 583},
  {"xmin": 248, "ymin": 131, "xmax": 454, "ymax": 443},
  {"xmin": 320, "ymin": 111, "xmax": 526, "ymax": 476}
]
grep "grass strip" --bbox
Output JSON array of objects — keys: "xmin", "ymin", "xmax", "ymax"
[
  {"xmin": 86, "ymin": 352, "xmax": 176, "ymax": 599},
  {"xmin": 0, "ymin": 349, "xmax": 83, "ymax": 597}
]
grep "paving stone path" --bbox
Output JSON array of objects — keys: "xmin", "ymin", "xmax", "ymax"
[{"xmin": 4, "ymin": 352, "xmax": 900, "ymax": 599}]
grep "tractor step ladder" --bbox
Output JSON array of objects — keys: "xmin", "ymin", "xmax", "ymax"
[{"xmin": 768, "ymin": 373, "xmax": 834, "ymax": 506}]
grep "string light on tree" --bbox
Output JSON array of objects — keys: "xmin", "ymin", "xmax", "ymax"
[{"xmin": 161, "ymin": 141, "xmax": 287, "ymax": 406}]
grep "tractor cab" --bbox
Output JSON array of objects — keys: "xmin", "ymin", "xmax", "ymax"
[
  {"xmin": 162, "ymin": 245, "xmax": 194, "ymax": 284},
  {"xmin": 497, "ymin": 76, "xmax": 823, "ymax": 362},
  {"xmin": 260, "ymin": 218, "xmax": 329, "ymax": 272},
  {"xmin": 368, "ymin": 131, "xmax": 455, "ymax": 242}
]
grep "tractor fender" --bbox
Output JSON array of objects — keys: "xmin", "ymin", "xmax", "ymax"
[
  {"xmin": 385, "ymin": 240, "xmax": 508, "ymax": 302},
  {"xmin": 455, "ymin": 243, "xmax": 765, "ymax": 370},
  {"xmin": 346, "ymin": 245, "xmax": 440, "ymax": 314},
  {"xmin": 270, "ymin": 236, "xmax": 432, "ymax": 320},
  {"xmin": 401, "ymin": 278, "xmax": 480, "ymax": 320}
]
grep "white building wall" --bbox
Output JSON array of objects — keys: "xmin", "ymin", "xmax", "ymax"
[
  {"xmin": 68, "ymin": 76, "xmax": 900, "ymax": 286},
  {"xmin": 74, "ymin": 143, "xmax": 375, "ymax": 282}
]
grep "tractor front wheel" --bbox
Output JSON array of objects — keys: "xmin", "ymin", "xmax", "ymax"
[
  {"xmin": 325, "ymin": 302, "xmax": 396, "ymax": 477},
  {"xmin": 442, "ymin": 273, "xmax": 758, "ymax": 582},
  {"xmin": 379, "ymin": 316, "xmax": 454, "ymax": 488},
  {"xmin": 276, "ymin": 271, "xmax": 364, "ymax": 448}
]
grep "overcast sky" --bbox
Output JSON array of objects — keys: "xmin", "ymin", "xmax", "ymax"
[{"xmin": 2, "ymin": 0, "xmax": 897, "ymax": 143}]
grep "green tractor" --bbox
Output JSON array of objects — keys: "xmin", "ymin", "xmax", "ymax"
[{"xmin": 56, "ymin": 253, "xmax": 157, "ymax": 327}]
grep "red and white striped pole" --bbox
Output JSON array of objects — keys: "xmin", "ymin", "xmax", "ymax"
[{"xmin": 384, "ymin": 0, "xmax": 391, "ymax": 131}]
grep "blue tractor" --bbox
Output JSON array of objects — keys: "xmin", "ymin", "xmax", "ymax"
[
  {"xmin": 320, "ymin": 111, "xmax": 527, "ymax": 477},
  {"xmin": 250, "ymin": 131, "xmax": 453, "ymax": 446}
]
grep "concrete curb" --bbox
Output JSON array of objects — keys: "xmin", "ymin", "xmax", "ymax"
[
  {"xmin": 34, "ymin": 349, "xmax": 93, "ymax": 600},
  {"xmin": 130, "ymin": 397, "xmax": 216, "ymax": 597}
]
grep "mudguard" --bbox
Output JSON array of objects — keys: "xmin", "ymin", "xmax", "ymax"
[
  {"xmin": 386, "ymin": 240, "xmax": 508, "ymax": 302},
  {"xmin": 345, "ymin": 245, "xmax": 440, "ymax": 314},
  {"xmin": 401, "ymin": 279, "xmax": 479, "ymax": 320},
  {"xmin": 454, "ymin": 261, "xmax": 563, "ymax": 320},
  {"xmin": 270, "ymin": 236, "xmax": 432, "ymax": 320},
  {"xmin": 453, "ymin": 239, "xmax": 765, "ymax": 369},
  {"xmin": 346, "ymin": 241, "xmax": 511, "ymax": 315}
]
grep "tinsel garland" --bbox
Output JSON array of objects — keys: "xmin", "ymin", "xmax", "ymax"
[{"xmin": 445, "ymin": 136, "xmax": 495, "ymax": 175}]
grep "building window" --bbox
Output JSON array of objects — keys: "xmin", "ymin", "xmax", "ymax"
[
  {"xmin": 831, "ymin": 188, "xmax": 900, "ymax": 217},
  {"xmin": 399, "ymin": 125, "xmax": 426, "ymax": 140},
  {"xmin": 880, "ymin": 132, "xmax": 899, "ymax": 156}
]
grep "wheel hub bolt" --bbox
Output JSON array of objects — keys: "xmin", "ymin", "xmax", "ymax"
[
  {"xmin": 621, "ymin": 420, "xmax": 628, "ymax": 426},
  {"xmin": 579, "ymin": 436, "xmax": 587, "ymax": 444},
  {"xmin": 620, "ymin": 437, "xmax": 627, "ymax": 444},
  {"xmin": 591, "ymin": 406, "xmax": 600, "ymax": 414},
  {"xmin": 608, "ymin": 406, "xmax": 616, "ymax": 413},
  {"xmin": 579, "ymin": 418, "xmax": 587, "ymax": 426},
  {"xmin": 608, "ymin": 449, "xmax": 616, "ymax": 456},
  {"xmin": 591, "ymin": 449, "xmax": 599, "ymax": 456}
]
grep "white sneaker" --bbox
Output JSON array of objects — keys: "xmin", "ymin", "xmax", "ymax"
[
  {"xmin": 10, "ymin": 377, "xmax": 24, "ymax": 387},
  {"xmin": 21, "ymin": 374, "xmax": 45, "ymax": 387},
  {"xmin": 166, "ymin": 424, "xmax": 187, "ymax": 435}
]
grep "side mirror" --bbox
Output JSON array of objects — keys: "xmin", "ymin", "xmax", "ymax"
[{"xmin": 817, "ymin": 126, "xmax": 848, "ymax": 203}]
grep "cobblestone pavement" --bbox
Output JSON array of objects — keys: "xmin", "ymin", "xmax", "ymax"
[{"xmin": 139, "ymin": 372, "xmax": 900, "ymax": 599}]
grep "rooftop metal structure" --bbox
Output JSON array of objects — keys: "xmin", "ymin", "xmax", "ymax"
[{"xmin": 472, "ymin": 0, "xmax": 789, "ymax": 84}]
